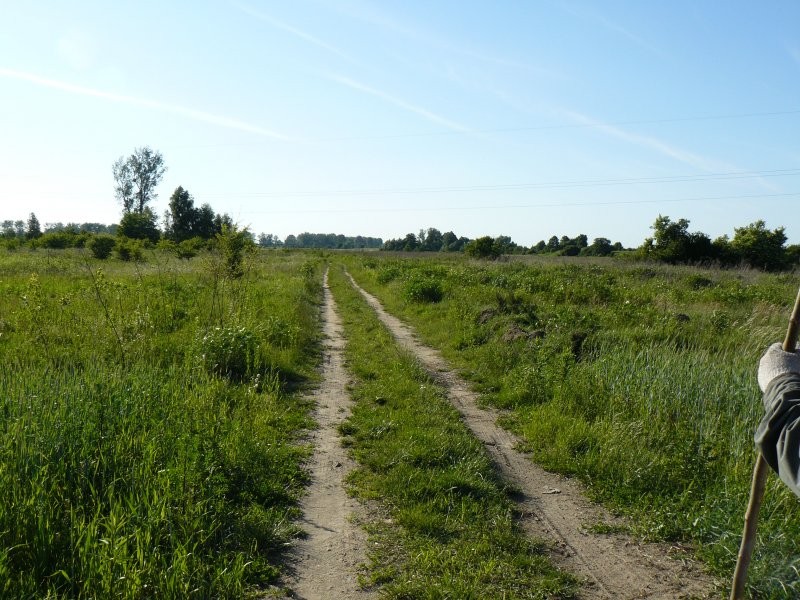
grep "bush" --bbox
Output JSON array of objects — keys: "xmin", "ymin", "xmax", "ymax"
[
  {"xmin": 404, "ymin": 277, "xmax": 444, "ymax": 303},
  {"xmin": 38, "ymin": 232, "xmax": 74, "ymax": 249},
  {"xmin": 115, "ymin": 237, "xmax": 144, "ymax": 261},
  {"xmin": 216, "ymin": 225, "xmax": 254, "ymax": 279},
  {"xmin": 176, "ymin": 237, "xmax": 206, "ymax": 260},
  {"xmin": 87, "ymin": 235, "xmax": 116, "ymax": 259},
  {"xmin": 197, "ymin": 325, "xmax": 259, "ymax": 380},
  {"xmin": 118, "ymin": 210, "xmax": 160, "ymax": 243}
]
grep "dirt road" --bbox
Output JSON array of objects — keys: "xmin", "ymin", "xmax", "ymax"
[
  {"xmin": 346, "ymin": 271, "xmax": 718, "ymax": 600},
  {"xmin": 278, "ymin": 271, "xmax": 373, "ymax": 600}
]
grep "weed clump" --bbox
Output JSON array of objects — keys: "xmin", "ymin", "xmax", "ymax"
[
  {"xmin": 404, "ymin": 277, "xmax": 444, "ymax": 303},
  {"xmin": 197, "ymin": 324, "xmax": 259, "ymax": 380}
]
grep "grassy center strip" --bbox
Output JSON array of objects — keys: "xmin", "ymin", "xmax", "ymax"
[{"xmin": 327, "ymin": 265, "xmax": 575, "ymax": 599}]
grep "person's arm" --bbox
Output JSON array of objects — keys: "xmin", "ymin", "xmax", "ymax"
[{"xmin": 755, "ymin": 343, "xmax": 800, "ymax": 497}]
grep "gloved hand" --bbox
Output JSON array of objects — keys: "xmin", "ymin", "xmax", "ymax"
[{"xmin": 758, "ymin": 342, "xmax": 800, "ymax": 392}]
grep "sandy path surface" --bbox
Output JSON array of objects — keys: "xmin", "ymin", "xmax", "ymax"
[
  {"xmin": 277, "ymin": 271, "xmax": 374, "ymax": 600},
  {"xmin": 346, "ymin": 271, "xmax": 719, "ymax": 600}
]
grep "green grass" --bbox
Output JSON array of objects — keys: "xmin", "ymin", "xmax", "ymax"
[
  {"xmin": 0, "ymin": 247, "xmax": 322, "ymax": 598},
  {"xmin": 327, "ymin": 265, "xmax": 575, "ymax": 599},
  {"xmin": 345, "ymin": 253, "xmax": 800, "ymax": 599}
]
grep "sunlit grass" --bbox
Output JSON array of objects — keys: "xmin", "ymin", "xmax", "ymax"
[
  {"xmin": 0, "ymin": 248, "xmax": 322, "ymax": 598},
  {"xmin": 346, "ymin": 253, "xmax": 800, "ymax": 599}
]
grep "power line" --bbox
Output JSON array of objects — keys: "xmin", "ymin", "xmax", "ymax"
[
  {"xmin": 167, "ymin": 107, "xmax": 800, "ymax": 147},
  {"xmin": 243, "ymin": 191, "xmax": 800, "ymax": 215},
  {"xmin": 201, "ymin": 168, "xmax": 800, "ymax": 199}
]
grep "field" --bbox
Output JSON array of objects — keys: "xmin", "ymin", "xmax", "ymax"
[
  {"xmin": 343, "ymin": 252, "xmax": 800, "ymax": 598},
  {"xmin": 2, "ymin": 246, "xmax": 799, "ymax": 598},
  {"xmin": 0, "ymin": 248, "xmax": 322, "ymax": 597}
]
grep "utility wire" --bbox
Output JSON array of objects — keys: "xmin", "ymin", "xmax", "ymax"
[
  {"xmin": 200, "ymin": 168, "xmax": 800, "ymax": 199},
  {"xmin": 166, "ymin": 107, "xmax": 800, "ymax": 147},
  {"xmin": 243, "ymin": 191, "xmax": 800, "ymax": 215}
]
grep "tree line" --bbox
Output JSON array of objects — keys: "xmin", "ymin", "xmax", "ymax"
[
  {"xmin": 383, "ymin": 217, "xmax": 798, "ymax": 271},
  {"xmin": 3, "ymin": 146, "xmax": 797, "ymax": 270},
  {"xmin": 383, "ymin": 228, "xmax": 624, "ymax": 258}
]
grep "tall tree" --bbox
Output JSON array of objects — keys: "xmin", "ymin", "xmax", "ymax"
[
  {"xmin": 25, "ymin": 213, "xmax": 41, "ymax": 239},
  {"xmin": 113, "ymin": 147, "xmax": 166, "ymax": 214},
  {"xmin": 167, "ymin": 186, "xmax": 197, "ymax": 242},
  {"xmin": 195, "ymin": 204, "xmax": 217, "ymax": 239}
]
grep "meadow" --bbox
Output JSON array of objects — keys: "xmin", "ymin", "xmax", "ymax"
[
  {"xmin": 0, "ymin": 247, "xmax": 321, "ymax": 598},
  {"xmin": 343, "ymin": 252, "xmax": 800, "ymax": 599},
  {"xmin": 4, "ymin": 243, "xmax": 799, "ymax": 599}
]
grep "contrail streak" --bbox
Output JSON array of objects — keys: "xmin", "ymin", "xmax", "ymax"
[{"xmin": 0, "ymin": 67, "xmax": 290, "ymax": 140}]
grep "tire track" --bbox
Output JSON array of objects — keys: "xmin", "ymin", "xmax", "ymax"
[
  {"xmin": 346, "ymin": 270, "xmax": 718, "ymax": 600},
  {"xmin": 278, "ymin": 270, "xmax": 374, "ymax": 600}
]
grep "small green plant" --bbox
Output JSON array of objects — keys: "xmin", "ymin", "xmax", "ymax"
[
  {"xmin": 87, "ymin": 235, "xmax": 116, "ymax": 259},
  {"xmin": 216, "ymin": 225, "xmax": 253, "ymax": 279},
  {"xmin": 197, "ymin": 324, "xmax": 259, "ymax": 380},
  {"xmin": 404, "ymin": 277, "xmax": 444, "ymax": 303}
]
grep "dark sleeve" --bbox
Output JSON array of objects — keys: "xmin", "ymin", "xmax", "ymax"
[{"xmin": 755, "ymin": 373, "xmax": 800, "ymax": 497}]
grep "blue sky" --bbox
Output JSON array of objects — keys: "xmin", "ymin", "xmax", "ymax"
[{"xmin": 1, "ymin": 1, "xmax": 799, "ymax": 247}]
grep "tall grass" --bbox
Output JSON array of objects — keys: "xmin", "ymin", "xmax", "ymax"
[
  {"xmin": 346, "ymin": 254, "xmax": 800, "ymax": 598},
  {"xmin": 0, "ymin": 248, "xmax": 321, "ymax": 598}
]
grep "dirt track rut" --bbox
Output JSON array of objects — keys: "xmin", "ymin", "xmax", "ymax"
[
  {"xmin": 278, "ymin": 271, "xmax": 373, "ymax": 600},
  {"xmin": 346, "ymin": 271, "xmax": 718, "ymax": 600}
]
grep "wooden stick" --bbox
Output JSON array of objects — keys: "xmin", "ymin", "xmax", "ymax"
[{"xmin": 730, "ymin": 286, "xmax": 800, "ymax": 599}]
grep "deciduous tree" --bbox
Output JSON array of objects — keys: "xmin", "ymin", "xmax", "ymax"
[{"xmin": 113, "ymin": 147, "xmax": 166, "ymax": 214}]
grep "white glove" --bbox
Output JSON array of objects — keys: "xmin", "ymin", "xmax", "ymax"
[{"xmin": 758, "ymin": 342, "xmax": 800, "ymax": 392}]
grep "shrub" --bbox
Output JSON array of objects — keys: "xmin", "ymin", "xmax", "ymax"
[
  {"xmin": 115, "ymin": 237, "xmax": 144, "ymax": 261},
  {"xmin": 118, "ymin": 210, "xmax": 160, "ymax": 243},
  {"xmin": 216, "ymin": 225, "xmax": 254, "ymax": 279},
  {"xmin": 87, "ymin": 235, "xmax": 116, "ymax": 259},
  {"xmin": 377, "ymin": 266, "xmax": 401, "ymax": 284},
  {"xmin": 176, "ymin": 237, "xmax": 206, "ymax": 260},
  {"xmin": 404, "ymin": 277, "xmax": 444, "ymax": 303},
  {"xmin": 197, "ymin": 325, "xmax": 259, "ymax": 380}
]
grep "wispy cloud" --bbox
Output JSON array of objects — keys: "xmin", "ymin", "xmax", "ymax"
[
  {"xmin": 233, "ymin": 2, "xmax": 355, "ymax": 64},
  {"xmin": 561, "ymin": 109, "xmax": 732, "ymax": 171},
  {"xmin": 557, "ymin": 2, "xmax": 666, "ymax": 58},
  {"xmin": 0, "ymin": 67, "xmax": 290, "ymax": 139},
  {"xmin": 327, "ymin": 73, "xmax": 468, "ymax": 132},
  {"xmin": 559, "ymin": 108, "xmax": 780, "ymax": 191},
  {"xmin": 324, "ymin": 0, "xmax": 557, "ymax": 78}
]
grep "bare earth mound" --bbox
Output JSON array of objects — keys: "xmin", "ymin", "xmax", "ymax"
[
  {"xmin": 276, "ymin": 271, "xmax": 374, "ymax": 600},
  {"xmin": 347, "ymin": 271, "xmax": 719, "ymax": 600}
]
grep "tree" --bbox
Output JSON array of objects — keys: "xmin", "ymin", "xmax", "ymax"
[
  {"xmin": 402, "ymin": 233, "xmax": 419, "ymax": 251},
  {"xmin": 196, "ymin": 204, "xmax": 217, "ymax": 239},
  {"xmin": 25, "ymin": 213, "xmax": 41, "ymax": 239},
  {"xmin": 113, "ymin": 147, "xmax": 166, "ymax": 214},
  {"xmin": 167, "ymin": 186, "xmax": 197, "ymax": 242},
  {"xmin": 644, "ymin": 215, "xmax": 712, "ymax": 263},
  {"xmin": 730, "ymin": 220, "xmax": 788, "ymax": 271},
  {"xmin": 464, "ymin": 236, "xmax": 500, "ymax": 259},
  {"xmin": 582, "ymin": 237, "xmax": 613, "ymax": 256},
  {"xmin": 493, "ymin": 235, "xmax": 516, "ymax": 255},
  {"xmin": 420, "ymin": 227, "xmax": 444, "ymax": 251}
]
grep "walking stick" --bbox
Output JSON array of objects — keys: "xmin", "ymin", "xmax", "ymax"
[{"xmin": 730, "ymin": 286, "xmax": 800, "ymax": 600}]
